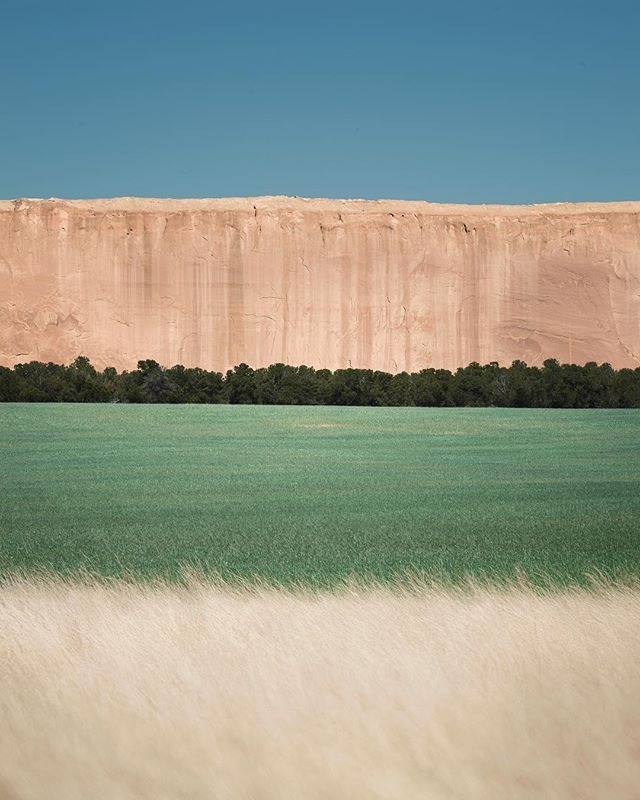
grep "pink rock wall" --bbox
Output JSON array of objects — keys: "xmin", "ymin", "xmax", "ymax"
[{"xmin": 1, "ymin": 196, "xmax": 639, "ymax": 372}]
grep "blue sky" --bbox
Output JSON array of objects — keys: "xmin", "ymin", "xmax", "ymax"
[{"xmin": 1, "ymin": 0, "xmax": 638, "ymax": 202}]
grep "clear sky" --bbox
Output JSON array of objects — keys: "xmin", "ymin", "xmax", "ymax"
[{"xmin": 1, "ymin": 0, "xmax": 638, "ymax": 203}]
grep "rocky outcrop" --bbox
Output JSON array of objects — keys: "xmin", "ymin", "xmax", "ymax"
[{"xmin": 1, "ymin": 196, "xmax": 639, "ymax": 372}]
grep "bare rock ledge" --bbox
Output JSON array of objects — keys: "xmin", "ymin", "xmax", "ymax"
[{"xmin": 1, "ymin": 196, "xmax": 639, "ymax": 372}]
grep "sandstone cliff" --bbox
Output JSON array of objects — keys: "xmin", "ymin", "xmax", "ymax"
[{"xmin": 1, "ymin": 197, "xmax": 639, "ymax": 373}]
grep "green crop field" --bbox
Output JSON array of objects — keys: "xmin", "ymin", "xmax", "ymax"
[{"xmin": 1, "ymin": 404, "xmax": 639, "ymax": 584}]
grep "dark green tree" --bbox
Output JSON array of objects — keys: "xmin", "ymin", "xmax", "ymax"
[{"xmin": 226, "ymin": 363, "xmax": 258, "ymax": 404}]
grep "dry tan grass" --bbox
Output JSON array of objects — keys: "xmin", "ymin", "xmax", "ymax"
[{"xmin": 1, "ymin": 577, "xmax": 639, "ymax": 800}]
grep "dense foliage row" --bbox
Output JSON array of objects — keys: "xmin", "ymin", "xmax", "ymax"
[{"xmin": 1, "ymin": 356, "xmax": 639, "ymax": 407}]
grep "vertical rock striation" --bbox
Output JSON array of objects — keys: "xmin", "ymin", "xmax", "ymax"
[{"xmin": 0, "ymin": 196, "xmax": 639, "ymax": 372}]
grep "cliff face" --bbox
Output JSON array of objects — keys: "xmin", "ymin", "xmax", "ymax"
[{"xmin": 1, "ymin": 196, "xmax": 639, "ymax": 373}]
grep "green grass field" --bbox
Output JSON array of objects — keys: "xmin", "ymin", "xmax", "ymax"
[{"xmin": 1, "ymin": 405, "xmax": 639, "ymax": 583}]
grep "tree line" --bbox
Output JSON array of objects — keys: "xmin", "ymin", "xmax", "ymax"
[{"xmin": 1, "ymin": 356, "xmax": 639, "ymax": 407}]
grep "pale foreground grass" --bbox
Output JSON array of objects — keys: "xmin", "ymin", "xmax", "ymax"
[{"xmin": 1, "ymin": 577, "xmax": 640, "ymax": 799}]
